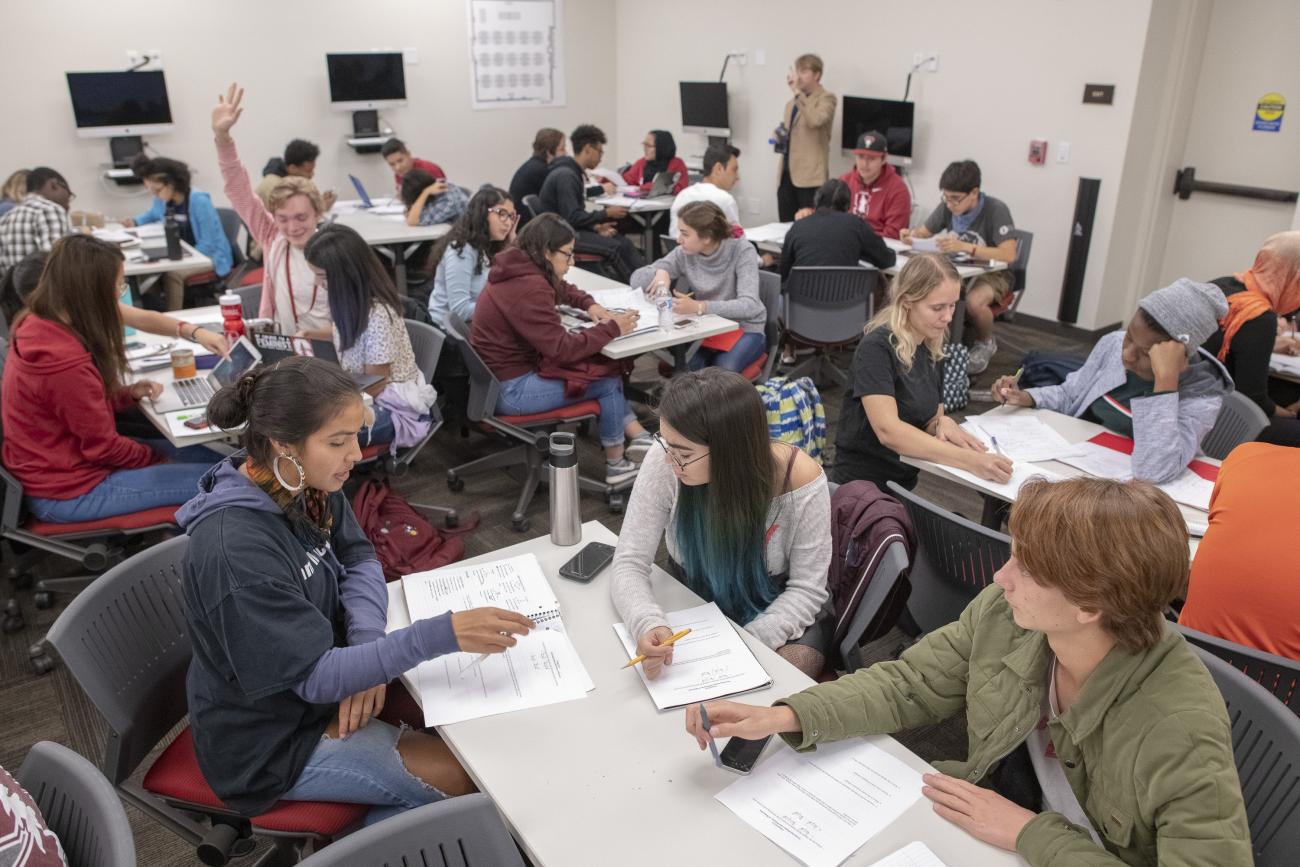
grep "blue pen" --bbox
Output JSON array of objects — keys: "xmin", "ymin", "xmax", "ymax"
[
  {"xmin": 698, "ymin": 703, "xmax": 721, "ymax": 766},
  {"xmin": 991, "ymin": 436, "xmax": 1006, "ymax": 458}
]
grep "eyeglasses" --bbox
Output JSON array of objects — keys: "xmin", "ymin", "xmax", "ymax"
[
  {"xmin": 489, "ymin": 207, "xmax": 519, "ymax": 222},
  {"xmin": 941, "ymin": 190, "xmax": 974, "ymax": 206},
  {"xmin": 556, "ymin": 248, "xmax": 575, "ymax": 262},
  {"xmin": 652, "ymin": 431, "xmax": 709, "ymax": 471}
]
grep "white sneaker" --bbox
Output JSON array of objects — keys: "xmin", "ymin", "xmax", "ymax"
[
  {"xmin": 624, "ymin": 434, "xmax": 654, "ymax": 462},
  {"xmin": 606, "ymin": 458, "xmax": 640, "ymax": 485},
  {"xmin": 967, "ymin": 338, "xmax": 998, "ymax": 375}
]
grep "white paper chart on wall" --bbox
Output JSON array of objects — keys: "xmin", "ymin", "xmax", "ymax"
[{"xmin": 467, "ymin": 0, "xmax": 566, "ymax": 110}]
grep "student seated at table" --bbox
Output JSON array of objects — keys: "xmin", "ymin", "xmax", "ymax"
[
  {"xmin": 257, "ymin": 137, "xmax": 335, "ymax": 211},
  {"xmin": 212, "ymin": 84, "xmax": 331, "ymax": 336},
  {"xmin": 1, "ymin": 235, "xmax": 216, "ymax": 523},
  {"xmin": 180, "ymin": 355, "xmax": 536, "ymax": 823},
  {"xmin": 686, "ymin": 477, "xmax": 1252, "ymax": 867},
  {"xmin": 630, "ymin": 202, "xmax": 765, "ymax": 374},
  {"xmin": 668, "ymin": 143, "xmax": 741, "ymax": 237},
  {"xmin": 509, "ymin": 127, "xmax": 566, "ymax": 222},
  {"xmin": 825, "ymin": 130, "xmax": 912, "ymax": 239},
  {"xmin": 121, "ymin": 154, "xmax": 233, "ymax": 309},
  {"xmin": 0, "ymin": 169, "xmax": 27, "ymax": 218},
  {"xmin": 401, "ymin": 169, "xmax": 470, "ymax": 228},
  {"xmin": 304, "ymin": 224, "xmax": 435, "ymax": 450},
  {"xmin": 470, "ymin": 214, "xmax": 651, "ymax": 485},
  {"xmin": 0, "ymin": 167, "xmax": 73, "ymax": 276},
  {"xmin": 381, "ymin": 138, "xmax": 445, "ymax": 193},
  {"xmin": 538, "ymin": 124, "xmax": 643, "ymax": 282},
  {"xmin": 1202, "ymin": 230, "xmax": 1300, "ymax": 446},
  {"xmin": 1180, "ymin": 442, "xmax": 1300, "ymax": 660},
  {"xmin": 780, "ymin": 178, "xmax": 896, "ymax": 281},
  {"xmin": 622, "ymin": 130, "xmax": 689, "ymax": 195},
  {"xmin": 611, "ymin": 368, "xmax": 832, "ymax": 677},
  {"xmin": 0, "ymin": 250, "xmax": 227, "ymax": 354},
  {"xmin": 995, "ymin": 278, "xmax": 1231, "ymax": 484},
  {"xmin": 901, "ymin": 160, "xmax": 1018, "ymax": 375},
  {"xmin": 429, "ymin": 187, "xmax": 517, "ymax": 329},
  {"xmin": 832, "ymin": 252, "xmax": 1013, "ymax": 489}
]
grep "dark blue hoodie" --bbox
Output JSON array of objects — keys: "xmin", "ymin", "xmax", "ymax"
[{"xmin": 178, "ymin": 456, "xmax": 457, "ymax": 816}]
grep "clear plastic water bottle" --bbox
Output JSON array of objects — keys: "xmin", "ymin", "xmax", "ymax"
[{"xmin": 657, "ymin": 296, "xmax": 674, "ymax": 332}]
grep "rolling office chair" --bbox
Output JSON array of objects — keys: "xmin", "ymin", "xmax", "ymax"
[
  {"xmin": 781, "ymin": 266, "xmax": 879, "ymax": 388},
  {"xmin": 15, "ymin": 741, "xmax": 137, "ymax": 867}
]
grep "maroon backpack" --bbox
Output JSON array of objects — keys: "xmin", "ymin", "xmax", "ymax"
[{"xmin": 350, "ymin": 479, "xmax": 473, "ymax": 581}]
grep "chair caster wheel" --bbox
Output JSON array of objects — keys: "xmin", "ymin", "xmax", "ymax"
[
  {"xmin": 511, "ymin": 516, "xmax": 530, "ymax": 533},
  {"xmin": 30, "ymin": 654, "xmax": 56, "ymax": 675},
  {"xmin": 34, "ymin": 591, "xmax": 54, "ymax": 610},
  {"xmin": 446, "ymin": 473, "xmax": 465, "ymax": 492},
  {"xmin": 2, "ymin": 599, "xmax": 23, "ymax": 634},
  {"xmin": 607, "ymin": 494, "xmax": 625, "ymax": 515}
]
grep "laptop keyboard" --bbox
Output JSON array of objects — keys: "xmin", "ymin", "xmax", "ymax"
[{"xmin": 174, "ymin": 377, "xmax": 215, "ymax": 407}]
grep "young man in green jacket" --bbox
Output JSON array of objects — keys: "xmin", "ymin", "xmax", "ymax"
[{"xmin": 687, "ymin": 477, "xmax": 1252, "ymax": 867}]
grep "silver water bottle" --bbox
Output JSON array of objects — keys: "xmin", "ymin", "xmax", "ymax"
[{"xmin": 548, "ymin": 432, "xmax": 581, "ymax": 546}]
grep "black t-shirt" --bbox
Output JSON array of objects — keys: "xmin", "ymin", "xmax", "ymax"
[
  {"xmin": 832, "ymin": 327, "xmax": 943, "ymax": 488},
  {"xmin": 1202, "ymin": 275, "xmax": 1281, "ymax": 415},
  {"xmin": 779, "ymin": 209, "xmax": 897, "ymax": 282},
  {"xmin": 508, "ymin": 155, "xmax": 549, "ymax": 220}
]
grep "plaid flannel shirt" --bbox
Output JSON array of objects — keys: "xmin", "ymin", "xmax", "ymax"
[{"xmin": 0, "ymin": 194, "xmax": 70, "ymax": 275}]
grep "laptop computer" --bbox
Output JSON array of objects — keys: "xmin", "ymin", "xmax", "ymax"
[
  {"xmin": 646, "ymin": 170, "xmax": 681, "ymax": 198},
  {"xmin": 250, "ymin": 331, "xmax": 385, "ymax": 391},
  {"xmin": 148, "ymin": 336, "xmax": 262, "ymax": 414},
  {"xmin": 348, "ymin": 174, "xmax": 405, "ymax": 214}
]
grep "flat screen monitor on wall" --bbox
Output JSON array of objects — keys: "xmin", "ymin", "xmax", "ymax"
[
  {"xmin": 680, "ymin": 82, "xmax": 729, "ymax": 136},
  {"xmin": 327, "ymin": 52, "xmax": 407, "ymax": 109},
  {"xmin": 66, "ymin": 70, "xmax": 173, "ymax": 138},
  {"xmin": 841, "ymin": 96, "xmax": 915, "ymax": 163}
]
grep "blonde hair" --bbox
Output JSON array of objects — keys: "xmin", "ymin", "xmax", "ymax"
[
  {"xmin": 265, "ymin": 176, "xmax": 325, "ymax": 216},
  {"xmin": 794, "ymin": 53, "xmax": 823, "ymax": 76},
  {"xmin": 1, "ymin": 169, "xmax": 28, "ymax": 201},
  {"xmin": 865, "ymin": 252, "xmax": 958, "ymax": 371}
]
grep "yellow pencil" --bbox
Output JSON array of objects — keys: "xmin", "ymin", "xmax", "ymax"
[{"xmin": 622, "ymin": 628, "xmax": 692, "ymax": 669}]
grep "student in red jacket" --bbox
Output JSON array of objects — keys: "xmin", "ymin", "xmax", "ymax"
[
  {"xmin": 622, "ymin": 131, "xmax": 689, "ymax": 195},
  {"xmin": 828, "ymin": 130, "xmax": 911, "ymax": 239},
  {"xmin": 470, "ymin": 214, "xmax": 653, "ymax": 484},
  {"xmin": 1, "ymin": 235, "xmax": 214, "ymax": 523}
]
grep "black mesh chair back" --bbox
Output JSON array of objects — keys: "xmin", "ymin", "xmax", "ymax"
[
  {"xmin": 1202, "ymin": 390, "xmax": 1269, "ymax": 461},
  {"xmin": 783, "ymin": 266, "xmax": 879, "ymax": 347},
  {"xmin": 1178, "ymin": 624, "xmax": 1300, "ymax": 716},
  {"xmin": 16, "ymin": 741, "xmax": 137, "ymax": 867},
  {"xmin": 522, "ymin": 194, "xmax": 546, "ymax": 222},
  {"xmin": 447, "ymin": 311, "xmax": 501, "ymax": 424},
  {"xmin": 404, "ymin": 319, "xmax": 446, "ymax": 381}
]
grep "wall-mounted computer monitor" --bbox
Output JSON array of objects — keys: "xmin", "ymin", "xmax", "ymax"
[
  {"xmin": 66, "ymin": 70, "xmax": 173, "ymax": 138},
  {"xmin": 327, "ymin": 52, "xmax": 407, "ymax": 110},
  {"xmin": 680, "ymin": 82, "xmax": 729, "ymax": 137},
  {"xmin": 841, "ymin": 96, "xmax": 914, "ymax": 163}
]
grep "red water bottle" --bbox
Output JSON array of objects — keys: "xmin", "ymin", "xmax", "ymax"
[{"xmin": 219, "ymin": 293, "xmax": 245, "ymax": 348}]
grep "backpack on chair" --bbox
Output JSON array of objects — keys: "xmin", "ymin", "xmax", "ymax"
[
  {"xmin": 941, "ymin": 343, "xmax": 970, "ymax": 411},
  {"xmin": 755, "ymin": 376, "xmax": 827, "ymax": 463},
  {"xmin": 351, "ymin": 479, "xmax": 466, "ymax": 581}
]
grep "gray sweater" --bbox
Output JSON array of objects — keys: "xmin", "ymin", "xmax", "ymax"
[
  {"xmin": 629, "ymin": 238, "xmax": 765, "ymax": 333},
  {"xmin": 1027, "ymin": 331, "xmax": 1233, "ymax": 483},
  {"xmin": 609, "ymin": 449, "xmax": 832, "ymax": 649}
]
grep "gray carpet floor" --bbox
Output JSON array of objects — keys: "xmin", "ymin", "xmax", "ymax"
[{"xmin": 0, "ymin": 315, "xmax": 1091, "ymax": 865}]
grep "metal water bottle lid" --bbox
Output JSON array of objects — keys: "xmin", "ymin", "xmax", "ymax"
[{"xmin": 548, "ymin": 432, "xmax": 577, "ymax": 467}]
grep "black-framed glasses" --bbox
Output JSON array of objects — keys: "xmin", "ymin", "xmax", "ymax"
[
  {"xmin": 489, "ymin": 206, "xmax": 519, "ymax": 222},
  {"xmin": 941, "ymin": 190, "xmax": 974, "ymax": 206},
  {"xmin": 652, "ymin": 431, "xmax": 708, "ymax": 470},
  {"xmin": 556, "ymin": 248, "xmax": 575, "ymax": 262}
]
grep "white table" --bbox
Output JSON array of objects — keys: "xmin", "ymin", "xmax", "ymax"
[
  {"xmin": 385, "ymin": 521, "xmax": 1025, "ymax": 867},
  {"xmin": 96, "ymin": 225, "xmax": 214, "ymax": 307},
  {"xmin": 592, "ymin": 194, "xmax": 674, "ymax": 258},
  {"xmin": 330, "ymin": 203, "xmax": 451, "ymax": 296}
]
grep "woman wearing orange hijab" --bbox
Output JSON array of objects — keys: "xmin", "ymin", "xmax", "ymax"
[{"xmin": 1203, "ymin": 231, "xmax": 1300, "ymax": 445}]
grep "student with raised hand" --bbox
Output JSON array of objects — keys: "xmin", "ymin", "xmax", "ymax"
[
  {"xmin": 995, "ymin": 279, "xmax": 1231, "ymax": 484},
  {"xmin": 0, "ymin": 249, "xmax": 227, "ymax": 354},
  {"xmin": 180, "ymin": 355, "xmax": 534, "ymax": 823},
  {"xmin": 212, "ymin": 84, "xmax": 331, "ymax": 336},
  {"xmin": 381, "ymin": 138, "xmax": 445, "ymax": 192},
  {"xmin": 122, "ymin": 154, "xmax": 233, "ymax": 309},
  {"xmin": 833, "ymin": 252, "xmax": 1012, "ymax": 489},
  {"xmin": 611, "ymin": 368, "xmax": 832, "ymax": 677},
  {"xmin": 401, "ymin": 169, "xmax": 470, "ymax": 227},
  {"xmin": 470, "ymin": 214, "xmax": 651, "ymax": 485},
  {"xmin": 428, "ymin": 187, "xmax": 517, "ymax": 329},
  {"xmin": 304, "ymin": 224, "xmax": 434, "ymax": 449},
  {"xmin": 630, "ymin": 201, "xmax": 765, "ymax": 373},
  {"xmin": 687, "ymin": 477, "xmax": 1252, "ymax": 867},
  {"xmin": 669, "ymin": 143, "xmax": 741, "ymax": 237},
  {"xmin": 1201, "ymin": 230, "xmax": 1300, "ymax": 445},
  {"xmin": 1, "ymin": 235, "xmax": 215, "ymax": 523},
  {"xmin": 780, "ymin": 178, "xmax": 896, "ymax": 281},
  {"xmin": 622, "ymin": 130, "xmax": 689, "ymax": 195},
  {"xmin": 509, "ymin": 127, "xmax": 566, "ymax": 222}
]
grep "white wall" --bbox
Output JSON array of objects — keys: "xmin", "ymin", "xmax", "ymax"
[
  {"xmin": 0, "ymin": 0, "xmax": 617, "ymax": 219},
  {"xmin": 613, "ymin": 0, "xmax": 1157, "ymax": 329}
]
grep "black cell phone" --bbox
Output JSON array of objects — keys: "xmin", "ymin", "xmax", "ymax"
[
  {"xmin": 557, "ymin": 541, "xmax": 616, "ymax": 583},
  {"xmin": 719, "ymin": 734, "xmax": 773, "ymax": 775}
]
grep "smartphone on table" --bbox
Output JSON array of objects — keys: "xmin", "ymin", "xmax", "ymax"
[
  {"xmin": 558, "ymin": 541, "xmax": 616, "ymax": 583},
  {"xmin": 719, "ymin": 734, "xmax": 773, "ymax": 774}
]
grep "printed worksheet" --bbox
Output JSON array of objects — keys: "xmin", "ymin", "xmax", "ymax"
[
  {"xmin": 1059, "ymin": 442, "xmax": 1214, "ymax": 511},
  {"xmin": 867, "ymin": 842, "xmax": 948, "ymax": 867},
  {"xmin": 962, "ymin": 413, "xmax": 1086, "ymax": 462}
]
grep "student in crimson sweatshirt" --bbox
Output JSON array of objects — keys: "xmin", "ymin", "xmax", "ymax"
[
  {"xmin": 0, "ymin": 235, "xmax": 215, "ymax": 523},
  {"xmin": 469, "ymin": 214, "xmax": 653, "ymax": 484},
  {"xmin": 834, "ymin": 131, "xmax": 911, "ymax": 239}
]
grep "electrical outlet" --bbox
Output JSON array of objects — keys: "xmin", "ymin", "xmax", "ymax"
[
  {"xmin": 912, "ymin": 52, "xmax": 939, "ymax": 73},
  {"xmin": 1057, "ymin": 141, "xmax": 1071, "ymax": 163},
  {"xmin": 754, "ymin": 49, "xmax": 766, "ymax": 66},
  {"xmin": 126, "ymin": 50, "xmax": 162, "ymax": 70}
]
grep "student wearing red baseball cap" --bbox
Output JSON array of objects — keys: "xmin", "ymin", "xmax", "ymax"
[{"xmin": 837, "ymin": 131, "xmax": 912, "ymax": 240}]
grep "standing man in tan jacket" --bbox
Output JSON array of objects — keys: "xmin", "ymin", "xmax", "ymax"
[{"xmin": 777, "ymin": 54, "xmax": 837, "ymax": 221}]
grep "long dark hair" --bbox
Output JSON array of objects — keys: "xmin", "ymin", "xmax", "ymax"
[
  {"xmin": 644, "ymin": 129, "xmax": 677, "ymax": 179},
  {"xmin": 659, "ymin": 369, "xmax": 779, "ymax": 624},
  {"xmin": 20, "ymin": 235, "xmax": 126, "ymax": 395},
  {"xmin": 0, "ymin": 250, "xmax": 46, "ymax": 325},
  {"xmin": 206, "ymin": 356, "xmax": 360, "ymax": 536},
  {"xmin": 431, "ymin": 186, "xmax": 511, "ymax": 277},
  {"xmin": 513, "ymin": 213, "xmax": 575, "ymax": 304},
  {"xmin": 400, "ymin": 169, "xmax": 438, "ymax": 210},
  {"xmin": 304, "ymin": 223, "xmax": 403, "ymax": 351}
]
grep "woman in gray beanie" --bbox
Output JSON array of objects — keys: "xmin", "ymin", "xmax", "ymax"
[{"xmin": 993, "ymin": 278, "xmax": 1232, "ymax": 483}]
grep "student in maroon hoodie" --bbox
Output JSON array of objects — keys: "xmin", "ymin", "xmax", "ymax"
[
  {"xmin": 1, "ymin": 235, "xmax": 214, "ymax": 523},
  {"xmin": 470, "ymin": 214, "xmax": 653, "ymax": 484}
]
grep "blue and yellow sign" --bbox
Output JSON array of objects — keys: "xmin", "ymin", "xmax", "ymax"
[{"xmin": 1253, "ymin": 92, "xmax": 1285, "ymax": 132}]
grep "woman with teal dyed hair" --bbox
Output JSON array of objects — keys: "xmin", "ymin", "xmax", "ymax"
[{"xmin": 610, "ymin": 368, "xmax": 833, "ymax": 677}]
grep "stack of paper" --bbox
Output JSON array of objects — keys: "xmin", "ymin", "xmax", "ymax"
[
  {"xmin": 962, "ymin": 413, "xmax": 1086, "ymax": 462},
  {"xmin": 1058, "ymin": 442, "xmax": 1215, "ymax": 512},
  {"xmin": 613, "ymin": 602, "xmax": 771, "ymax": 709},
  {"xmin": 1270, "ymin": 353, "xmax": 1300, "ymax": 377},
  {"xmin": 402, "ymin": 554, "xmax": 594, "ymax": 725},
  {"xmin": 742, "ymin": 222, "xmax": 793, "ymax": 244},
  {"xmin": 715, "ymin": 736, "xmax": 924, "ymax": 867},
  {"xmin": 585, "ymin": 287, "xmax": 663, "ymax": 339},
  {"xmin": 940, "ymin": 460, "xmax": 1067, "ymax": 501}
]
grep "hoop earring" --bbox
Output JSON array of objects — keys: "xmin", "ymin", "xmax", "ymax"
[{"xmin": 272, "ymin": 453, "xmax": 306, "ymax": 492}]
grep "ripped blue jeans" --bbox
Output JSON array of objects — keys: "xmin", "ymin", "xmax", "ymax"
[{"xmin": 279, "ymin": 719, "xmax": 446, "ymax": 826}]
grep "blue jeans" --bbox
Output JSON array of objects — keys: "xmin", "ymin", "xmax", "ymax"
[
  {"xmin": 280, "ymin": 719, "xmax": 445, "ymax": 827},
  {"xmin": 362, "ymin": 407, "xmax": 396, "ymax": 448},
  {"xmin": 26, "ymin": 439, "xmax": 219, "ymax": 524},
  {"xmin": 497, "ymin": 371, "xmax": 633, "ymax": 448},
  {"xmin": 688, "ymin": 330, "xmax": 766, "ymax": 374}
]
